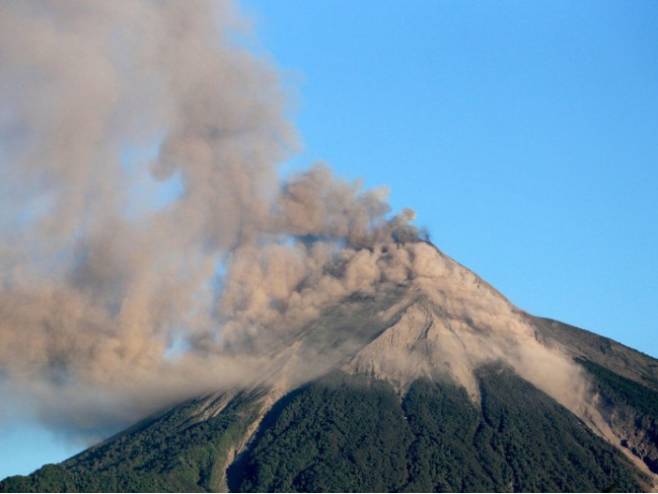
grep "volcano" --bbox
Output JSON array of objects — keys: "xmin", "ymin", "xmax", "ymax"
[{"xmin": 2, "ymin": 241, "xmax": 657, "ymax": 493}]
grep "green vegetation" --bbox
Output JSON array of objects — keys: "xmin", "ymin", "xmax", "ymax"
[
  {"xmin": 0, "ymin": 391, "xmax": 262, "ymax": 493},
  {"xmin": 229, "ymin": 374, "xmax": 412, "ymax": 492},
  {"xmin": 232, "ymin": 369, "xmax": 643, "ymax": 492},
  {"xmin": 473, "ymin": 366, "xmax": 642, "ymax": 492},
  {"xmin": 1, "ymin": 366, "xmax": 649, "ymax": 493}
]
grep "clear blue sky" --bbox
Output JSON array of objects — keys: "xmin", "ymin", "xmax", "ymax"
[{"xmin": 1, "ymin": 0, "xmax": 657, "ymax": 480}]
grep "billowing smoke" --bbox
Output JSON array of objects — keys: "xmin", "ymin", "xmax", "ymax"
[
  {"xmin": 0, "ymin": 0, "xmax": 419, "ymax": 435},
  {"xmin": 0, "ymin": 0, "xmax": 591, "ymax": 442}
]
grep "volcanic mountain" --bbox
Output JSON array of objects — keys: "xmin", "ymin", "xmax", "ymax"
[{"xmin": 2, "ymin": 241, "xmax": 657, "ymax": 493}]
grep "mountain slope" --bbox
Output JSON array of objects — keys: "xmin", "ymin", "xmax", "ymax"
[
  {"xmin": 532, "ymin": 316, "xmax": 658, "ymax": 475},
  {"xmin": 2, "ymin": 242, "xmax": 657, "ymax": 492},
  {"xmin": 2, "ymin": 364, "xmax": 653, "ymax": 493},
  {"xmin": 532, "ymin": 316, "xmax": 658, "ymax": 392},
  {"xmin": 0, "ymin": 390, "xmax": 267, "ymax": 492}
]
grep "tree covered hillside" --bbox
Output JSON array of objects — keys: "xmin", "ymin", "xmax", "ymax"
[{"xmin": 231, "ymin": 369, "xmax": 643, "ymax": 492}]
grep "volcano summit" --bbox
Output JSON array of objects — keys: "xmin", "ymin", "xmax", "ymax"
[{"xmin": 2, "ymin": 241, "xmax": 658, "ymax": 492}]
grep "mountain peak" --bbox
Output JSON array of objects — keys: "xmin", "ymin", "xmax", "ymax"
[{"xmin": 3, "ymin": 240, "xmax": 658, "ymax": 492}]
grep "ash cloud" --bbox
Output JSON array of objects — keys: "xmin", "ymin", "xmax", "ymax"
[
  {"xmin": 0, "ymin": 0, "xmax": 418, "ymax": 434},
  {"xmin": 0, "ymin": 0, "xmax": 593, "ymax": 441}
]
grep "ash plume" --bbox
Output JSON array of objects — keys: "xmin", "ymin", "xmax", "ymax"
[
  {"xmin": 0, "ymin": 0, "xmax": 592, "ymax": 440},
  {"xmin": 0, "ymin": 0, "xmax": 413, "ymax": 433}
]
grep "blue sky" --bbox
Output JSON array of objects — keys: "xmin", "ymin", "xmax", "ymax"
[{"xmin": 1, "ymin": 0, "xmax": 657, "ymax": 480}]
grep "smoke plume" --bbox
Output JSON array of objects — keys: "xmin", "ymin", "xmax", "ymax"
[
  {"xmin": 0, "ymin": 0, "xmax": 417, "ymax": 434},
  {"xmin": 0, "ymin": 0, "xmax": 591, "ymax": 440}
]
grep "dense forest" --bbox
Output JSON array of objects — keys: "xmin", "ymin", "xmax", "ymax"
[{"xmin": 230, "ymin": 369, "xmax": 643, "ymax": 492}]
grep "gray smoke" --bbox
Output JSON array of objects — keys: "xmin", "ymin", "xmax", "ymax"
[{"xmin": 0, "ymin": 0, "xmax": 418, "ymax": 435}]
